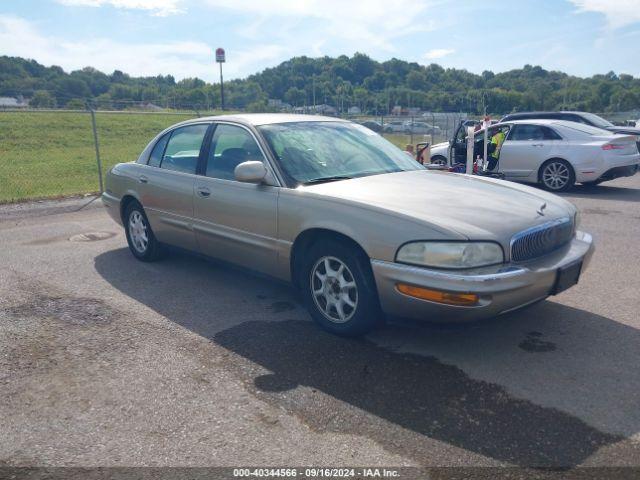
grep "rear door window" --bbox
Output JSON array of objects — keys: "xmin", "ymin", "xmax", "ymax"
[
  {"xmin": 542, "ymin": 126, "xmax": 562, "ymax": 140},
  {"xmin": 160, "ymin": 124, "xmax": 209, "ymax": 174}
]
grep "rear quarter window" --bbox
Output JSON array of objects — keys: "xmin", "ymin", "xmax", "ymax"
[{"xmin": 148, "ymin": 133, "xmax": 170, "ymax": 167}]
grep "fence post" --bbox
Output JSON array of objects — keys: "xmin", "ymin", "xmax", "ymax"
[{"xmin": 89, "ymin": 108, "xmax": 104, "ymax": 194}]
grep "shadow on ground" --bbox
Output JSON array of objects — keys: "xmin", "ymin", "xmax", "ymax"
[
  {"xmin": 561, "ymin": 183, "xmax": 640, "ymax": 203},
  {"xmin": 95, "ymin": 248, "xmax": 640, "ymax": 467}
]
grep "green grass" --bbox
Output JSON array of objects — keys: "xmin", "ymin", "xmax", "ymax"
[
  {"xmin": 0, "ymin": 111, "xmax": 203, "ymax": 202},
  {"xmin": 0, "ymin": 111, "xmax": 445, "ymax": 203}
]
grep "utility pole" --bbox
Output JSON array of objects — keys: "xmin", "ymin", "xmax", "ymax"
[
  {"xmin": 312, "ymin": 75, "xmax": 316, "ymax": 108},
  {"xmin": 215, "ymin": 47, "xmax": 226, "ymax": 110}
]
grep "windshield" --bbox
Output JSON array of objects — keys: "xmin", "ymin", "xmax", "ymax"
[
  {"xmin": 259, "ymin": 121, "xmax": 424, "ymax": 185},
  {"xmin": 580, "ymin": 112, "xmax": 614, "ymax": 128}
]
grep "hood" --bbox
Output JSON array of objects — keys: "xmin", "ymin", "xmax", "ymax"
[{"xmin": 302, "ymin": 170, "xmax": 575, "ymax": 241}]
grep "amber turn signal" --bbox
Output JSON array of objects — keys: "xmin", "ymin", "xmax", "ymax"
[{"xmin": 396, "ymin": 283, "xmax": 479, "ymax": 306}]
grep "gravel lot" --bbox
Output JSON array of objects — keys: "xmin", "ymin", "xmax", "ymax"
[{"xmin": 1, "ymin": 176, "xmax": 639, "ymax": 473}]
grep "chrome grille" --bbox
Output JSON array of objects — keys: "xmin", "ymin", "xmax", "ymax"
[{"xmin": 510, "ymin": 217, "xmax": 574, "ymax": 262}]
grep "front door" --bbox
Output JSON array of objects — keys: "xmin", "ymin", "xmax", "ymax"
[{"xmin": 193, "ymin": 123, "xmax": 279, "ymax": 276}]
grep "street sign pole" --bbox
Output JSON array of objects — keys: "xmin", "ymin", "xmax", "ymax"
[
  {"xmin": 219, "ymin": 62, "xmax": 224, "ymax": 110},
  {"xmin": 215, "ymin": 47, "xmax": 226, "ymax": 110}
]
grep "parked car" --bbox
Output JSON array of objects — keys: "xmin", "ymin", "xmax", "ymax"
[
  {"xmin": 430, "ymin": 119, "xmax": 640, "ymax": 191},
  {"xmin": 403, "ymin": 120, "xmax": 441, "ymax": 135},
  {"xmin": 382, "ymin": 120, "xmax": 407, "ymax": 133},
  {"xmin": 357, "ymin": 120, "xmax": 383, "ymax": 133},
  {"xmin": 500, "ymin": 111, "xmax": 640, "ymax": 152},
  {"xmin": 103, "ymin": 114, "xmax": 593, "ymax": 336}
]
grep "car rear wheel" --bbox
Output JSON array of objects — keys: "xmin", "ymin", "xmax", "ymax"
[
  {"xmin": 124, "ymin": 201, "xmax": 163, "ymax": 261},
  {"xmin": 539, "ymin": 159, "xmax": 575, "ymax": 192},
  {"xmin": 301, "ymin": 239, "xmax": 383, "ymax": 336}
]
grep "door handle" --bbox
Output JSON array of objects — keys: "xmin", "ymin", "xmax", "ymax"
[
  {"xmin": 138, "ymin": 175, "xmax": 148, "ymax": 183},
  {"xmin": 196, "ymin": 186, "xmax": 211, "ymax": 198},
  {"xmin": 531, "ymin": 143, "xmax": 544, "ymax": 147}
]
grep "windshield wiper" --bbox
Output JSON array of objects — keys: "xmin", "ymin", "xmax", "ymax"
[{"xmin": 302, "ymin": 175, "xmax": 353, "ymax": 185}]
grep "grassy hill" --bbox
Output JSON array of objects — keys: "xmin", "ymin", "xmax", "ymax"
[{"xmin": 0, "ymin": 111, "xmax": 195, "ymax": 202}]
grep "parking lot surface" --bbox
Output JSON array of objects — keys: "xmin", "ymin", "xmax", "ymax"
[{"xmin": 1, "ymin": 176, "xmax": 639, "ymax": 471}]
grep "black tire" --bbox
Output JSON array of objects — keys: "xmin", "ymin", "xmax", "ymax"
[
  {"xmin": 124, "ymin": 201, "xmax": 163, "ymax": 262},
  {"xmin": 538, "ymin": 159, "xmax": 575, "ymax": 192},
  {"xmin": 431, "ymin": 155, "xmax": 448, "ymax": 166},
  {"xmin": 300, "ymin": 238, "xmax": 383, "ymax": 337}
]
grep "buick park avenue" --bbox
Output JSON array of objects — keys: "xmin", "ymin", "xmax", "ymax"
[{"xmin": 102, "ymin": 114, "xmax": 594, "ymax": 336}]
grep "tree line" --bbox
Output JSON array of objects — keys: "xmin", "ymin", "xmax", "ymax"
[{"xmin": 1, "ymin": 53, "xmax": 639, "ymax": 114}]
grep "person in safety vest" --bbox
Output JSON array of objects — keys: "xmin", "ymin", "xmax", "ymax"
[{"xmin": 487, "ymin": 126, "xmax": 509, "ymax": 171}]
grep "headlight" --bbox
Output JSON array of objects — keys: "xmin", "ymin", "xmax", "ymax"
[{"xmin": 396, "ymin": 241, "xmax": 504, "ymax": 269}]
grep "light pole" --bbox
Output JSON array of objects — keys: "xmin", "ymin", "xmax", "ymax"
[{"xmin": 215, "ymin": 47, "xmax": 225, "ymax": 110}]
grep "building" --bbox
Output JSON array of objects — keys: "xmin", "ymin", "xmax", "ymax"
[{"xmin": 0, "ymin": 96, "xmax": 28, "ymax": 108}]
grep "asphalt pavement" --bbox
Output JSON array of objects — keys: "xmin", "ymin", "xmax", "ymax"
[{"xmin": 1, "ymin": 176, "xmax": 639, "ymax": 474}]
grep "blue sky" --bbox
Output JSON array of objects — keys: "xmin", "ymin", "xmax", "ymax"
[{"xmin": 1, "ymin": 0, "xmax": 639, "ymax": 82}]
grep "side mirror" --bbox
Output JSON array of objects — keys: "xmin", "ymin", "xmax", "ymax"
[{"xmin": 234, "ymin": 161, "xmax": 267, "ymax": 184}]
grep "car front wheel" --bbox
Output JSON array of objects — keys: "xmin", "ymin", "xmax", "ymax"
[{"xmin": 301, "ymin": 239, "xmax": 383, "ymax": 336}]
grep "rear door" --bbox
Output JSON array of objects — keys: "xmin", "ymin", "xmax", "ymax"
[
  {"xmin": 192, "ymin": 122, "xmax": 280, "ymax": 276},
  {"xmin": 499, "ymin": 124, "xmax": 559, "ymax": 178},
  {"xmin": 139, "ymin": 123, "xmax": 210, "ymax": 251}
]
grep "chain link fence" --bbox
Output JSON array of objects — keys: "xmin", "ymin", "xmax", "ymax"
[
  {"xmin": 0, "ymin": 109, "xmax": 200, "ymax": 203},
  {"xmin": 347, "ymin": 112, "xmax": 470, "ymax": 149},
  {"xmin": 1, "ymin": 106, "xmax": 635, "ymax": 204}
]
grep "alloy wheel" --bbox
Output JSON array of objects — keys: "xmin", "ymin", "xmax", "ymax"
[
  {"xmin": 310, "ymin": 256, "xmax": 359, "ymax": 324},
  {"xmin": 128, "ymin": 210, "xmax": 149, "ymax": 253},
  {"xmin": 542, "ymin": 161, "xmax": 570, "ymax": 190}
]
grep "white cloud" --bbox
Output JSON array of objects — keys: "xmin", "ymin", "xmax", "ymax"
[
  {"xmin": 56, "ymin": 0, "xmax": 184, "ymax": 16},
  {"xmin": 568, "ymin": 0, "xmax": 640, "ymax": 29},
  {"xmin": 0, "ymin": 15, "xmax": 283, "ymax": 80},
  {"xmin": 204, "ymin": 0, "xmax": 439, "ymax": 52},
  {"xmin": 423, "ymin": 48, "xmax": 455, "ymax": 60}
]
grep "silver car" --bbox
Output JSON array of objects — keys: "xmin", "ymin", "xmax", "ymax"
[
  {"xmin": 430, "ymin": 120, "xmax": 640, "ymax": 191},
  {"xmin": 102, "ymin": 114, "xmax": 594, "ymax": 336}
]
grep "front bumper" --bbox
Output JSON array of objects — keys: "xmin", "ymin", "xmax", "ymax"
[{"xmin": 371, "ymin": 231, "xmax": 594, "ymax": 323}]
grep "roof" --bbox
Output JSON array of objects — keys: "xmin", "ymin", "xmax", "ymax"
[
  {"xmin": 493, "ymin": 119, "xmax": 613, "ymax": 132},
  {"xmin": 194, "ymin": 113, "xmax": 345, "ymax": 126},
  {"xmin": 499, "ymin": 118, "xmax": 563, "ymax": 126},
  {"xmin": 502, "ymin": 111, "xmax": 589, "ymax": 117}
]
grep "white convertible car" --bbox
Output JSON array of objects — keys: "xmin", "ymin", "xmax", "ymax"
[{"xmin": 429, "ymin": 119, "xmax": 640, "ymax": 191}]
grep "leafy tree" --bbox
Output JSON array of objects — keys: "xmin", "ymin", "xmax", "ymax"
[
  {"xmin": 1, "ymin": 54, "xmax": 638, "ymax": 116},
  {"xmin": 65, "ymin": 98, "xmax": 86, "ymax": 109},
  {"xmin": 284, "ymin": 86, "xmax": 306, "ymax": 106},
  {"xmin": 29, "ymin": 90, "xmax": 56, "ymax": 108}
]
